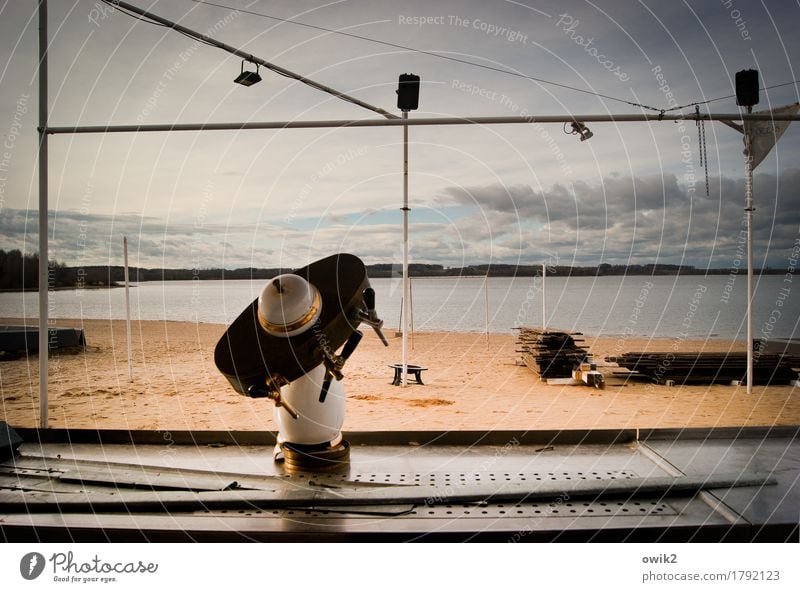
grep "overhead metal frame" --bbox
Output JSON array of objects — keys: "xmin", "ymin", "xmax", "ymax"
[{"xmin": 43, "ymin": 111, "xmax": 800, "ymax": 135}]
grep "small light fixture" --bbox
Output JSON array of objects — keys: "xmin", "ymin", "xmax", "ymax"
[
  {"xmin": 569, "ymin": 121, "xmax": 593, "ymax": 142},
  {"xmin": 234, "ymin": 60, "xmax": 262, "ymax": 87}
]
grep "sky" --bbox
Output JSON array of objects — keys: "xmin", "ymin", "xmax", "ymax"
[{"xmin": 0, "ymin": 0, "xmax": 798, "ymax": 271}]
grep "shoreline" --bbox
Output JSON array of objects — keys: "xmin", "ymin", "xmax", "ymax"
[
  {"xmin": 0, "ymin": 318, "xmax": 796, "ymax": 432},
  {"xmin": 2, "ymin": 315, "xmax": 746, "ymax": 340},
  {"xmin": 0, "ymin": 284, "xmax": 123, "ymax": 293}
]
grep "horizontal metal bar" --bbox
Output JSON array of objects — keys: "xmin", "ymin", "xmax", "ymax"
[{"xmin": 43, "ymin": 111, "xmax": 800, "ymax": 135}]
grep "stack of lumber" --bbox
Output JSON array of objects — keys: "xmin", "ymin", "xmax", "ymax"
[
  {"xmin": 516, "ymin": 327, "xmax": 590, "ymax": 379},
  {"xmin": 605, "ymin": 351, "xmax": 800, "ymax": 385}
]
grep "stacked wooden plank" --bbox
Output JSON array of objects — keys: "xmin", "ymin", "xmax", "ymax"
[
  {"xmin": 516, "ymin": 327, "xmax": 590, "ymax": 379},
  {"xmin": 606, "ymin": 351, "xmax": 800, "ymax": 385}
]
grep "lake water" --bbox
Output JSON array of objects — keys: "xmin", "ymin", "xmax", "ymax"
[{"xmin": 1, "ymin": 275, "xmax": 797, "ymax": 340}]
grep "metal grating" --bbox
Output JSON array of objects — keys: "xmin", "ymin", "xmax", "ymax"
[
  {"xmin": 191, "ymin": 471, "xmax": 675, "ymax": 520},
  {"xmin": 409, "ymin": 500, "xmax": 675, "ymax": 519},
  {"xmin": 193, "ymin": 500, "xmax": 674, "ymax": 519},
  {"xmin": 3, "ymin": 466, "xmax": 677, "ymax": 520},
  {"xmin": 284, "ymin": 470, "xmax": 639, "ymax": 486}
]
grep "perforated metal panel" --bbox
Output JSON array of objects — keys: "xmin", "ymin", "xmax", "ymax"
[
  {"xmin": 410, "ymin": 500, "xmax": 674, "ymax": 519},
  {"xmin": 283, "ymin": 470, "xmax": 639, "ymax": 486},
  {"xmin": 191, "ymin": 470, "xmax": 675, "ymax": 519},
  {"xmin": 194, "ymin": 499, "xmax": 674, "ymax": 519}
]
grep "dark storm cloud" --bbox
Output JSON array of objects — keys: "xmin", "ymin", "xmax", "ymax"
[{"xmin": 438, "ymin": 169, "xmax": 800, "ymax": 267}]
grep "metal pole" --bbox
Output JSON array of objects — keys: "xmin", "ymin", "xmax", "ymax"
[
  {"xmin": 110, "ymin": 1, "xmax": 396, "ymax": 120},
  {"xmin": 745, "ymin": 106, "xmax": 754, "ymax": 395},
  {"xmin": 485, "ymin": 276, "xmax": 490, "ymax": 350},
  {"xmin": 542, "ymin": 263, "xmax": 546, "ymax": 332},
  {"xmin": 401, "ymin": 110, "xmax": 409, "ymax": 386},
  {"xmin": 43, "ymin": 112, "xmax": 800, "ymax": 136},
  {"xmin": 37, "ymin": 0, "xmax": 49, "ymax": 429},
  {"xmin": 409, "ymin": 276, "xmax": 414, "ymax": 351},
  {"xmin": 124, "ymin": 236, "xmax": 133, "ymax": 381}
]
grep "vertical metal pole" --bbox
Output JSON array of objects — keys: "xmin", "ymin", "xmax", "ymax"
[
  {"xmin": 745, "ymin": 106, "xmax": 754, "ymax": 395},
  {"xmin": 542, "ymin": 263, "xmax": 546, "ymax": 331},
  {"xmin": 124, "ymin": 236, "xmax": 133, "ymax": 381},
  {"xmin": 37, "ymin": 0, "xmax": 49, "ymax": 429},
  {"xmin": 401, "ymin": 110, "xmax": 409, "ymax": 385},
  {"xmin": 485, "ymin": 276, "xmax": 490, "ymax": 350},
  {"xmin": 409, "ymin": 276, "xmax": 414, "ymax": 351}
]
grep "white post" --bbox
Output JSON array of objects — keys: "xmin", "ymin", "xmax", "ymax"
[
  {"xmin": 542, "ymin": 262, "xmax": 547, "ymax": 332},
  {"xmin": 485, "ymin": 275, "xmax": 490, "ymax": 350},
  {"xmin": 401, "ymin": 110, "xmax": 409, "ymax": 385},
  {"xmin": 409, "ymin": 276, "xmax": 414, "ymax": 351},
  {"xmin": 37, "ymin": 0, "xmax": 49, "ymax": 429},
  {"xmin": 745, "ymin": 106, "xmax": 754, "ymax": 395},
  {"xmin": 124, "ymin": 236, "xmax": 133, "ymax": 381}
]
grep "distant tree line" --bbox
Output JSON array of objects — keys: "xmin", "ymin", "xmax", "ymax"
[
  {"xmin": 0, "ymin": 249, "xmax": 72, "ymax": 290},
  {"xmin": 366, "ymin": 262, "xmax": 782, "ymax": 277},
  {"xmin": 0, "ymin": 249, "xmax": 784, "ymax": 290}
]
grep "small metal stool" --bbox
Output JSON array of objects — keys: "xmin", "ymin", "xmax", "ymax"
[{"xmin": 389, "ymin": 364, "xmax": 427, "ymax": 386}]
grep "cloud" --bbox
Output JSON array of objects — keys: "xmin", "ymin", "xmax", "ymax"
[
  {"xmin": 3, "ymin": 2, "xmax": 800, "ymax": 271},
  {"xmin": 0, "ymin": 209, "xmax": 281, "ymax": 268},
  {"xmin": 437, "ymin": 168, "xmax": 800, "ymax": 267},
  {"xmin": 2, "ymin": 168, "xmax": 797, "ymax": 269}
]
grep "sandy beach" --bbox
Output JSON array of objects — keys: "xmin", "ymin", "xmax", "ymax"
[{"xmin": 1, "ymin": 318, "xmax": 798, "ymax": 432}]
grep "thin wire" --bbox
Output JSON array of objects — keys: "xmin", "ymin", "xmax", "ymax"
[
  {"xmin": 101, "ymin": 0, "xmax": 379, "ymax": 112},
  {"xmin": 665, "ymin": 80, "xmax": 800, "ymax": 113},
  {"xmin": 101, "ymin": 0, "xmax": 219, "ymax": 49},
  {"xmin": 192, "ymin": 0, "xmax": 800, "ymax": 114},
  {"xmin": 190, "ymin": 0, "xmax": 661, "ymax": 111},
  {"xmin": 114, "ymin": 0, "xmax": 800, "ymax": 116}
]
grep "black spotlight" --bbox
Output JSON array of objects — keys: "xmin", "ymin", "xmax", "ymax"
[
  {"xmin": 735, "ymin": 69, "xmax": 759, "ymax": 107},
  {"xmin": 234, "ymin": 60, "xmax": 262, "ymax": 87}
]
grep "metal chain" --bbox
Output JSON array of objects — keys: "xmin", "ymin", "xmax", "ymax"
[
  {"xmin": 700, "ymin": 121, "xmax": 710, "ymax": 197},
  {"xmin": 696, "ymin": 106, "xmax": 710, "ymax": 196}
]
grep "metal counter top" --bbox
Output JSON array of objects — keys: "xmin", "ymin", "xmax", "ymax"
[{"xmin": 1, "ymin": 427, "xmax": 797, "ymax": 542}]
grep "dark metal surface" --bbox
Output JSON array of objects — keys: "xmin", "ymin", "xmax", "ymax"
[
  {"xmin": 0, "ymin": 427, "xmax": 797, "ymax": 542},
  {"xmin": 644, "ymin": 435, "xmax": 800, "ymax": 535}
]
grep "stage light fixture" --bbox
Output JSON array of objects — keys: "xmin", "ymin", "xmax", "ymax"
[
  {"xmin": 570, "ymin": 121, "xmax": 594, "ymax": 141},
  {"xmin": 234, "ymin": 60, "xmax": 262, "ymax": 87},
  {"xmin": 215, "ymin": 254, "xmax": 388, "ymax": 471}
]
